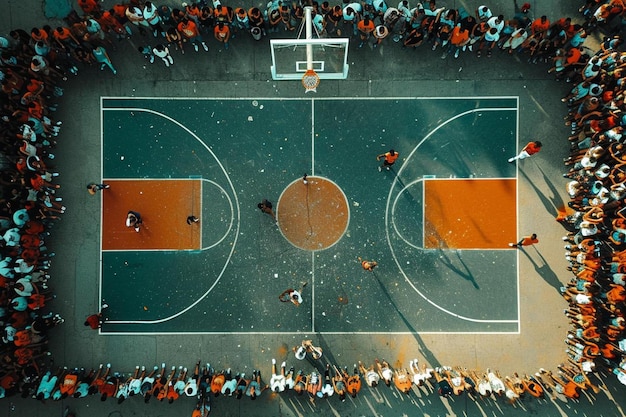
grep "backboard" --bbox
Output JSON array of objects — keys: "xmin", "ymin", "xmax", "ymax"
[{"xmin": 270, "ymin": 38, "xmax": 350, "ymax": 81}]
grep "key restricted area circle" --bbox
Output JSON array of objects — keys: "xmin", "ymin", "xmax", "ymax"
[{"xmin": 277, "ymin": 176, "xmax": 349, "ymax": 251}]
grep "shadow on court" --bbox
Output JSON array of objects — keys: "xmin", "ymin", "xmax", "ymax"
[
  {"xmin": 536, "ymin": 164, "xmax": 567, "ymax": 213},
  {"xmin": 438, "ymin": 248, "xmax": 480, "ymax": 290},
  {"xmin": 371, "ymin": 271, "xmax": 441, "ymax": 367},
  {"xmin": 519, "ymin": 164, "xmax": 566, "ymax": 218},
  {"xmin": 520, "ymin": 247, "xmax": 563, "ymax": 294}
]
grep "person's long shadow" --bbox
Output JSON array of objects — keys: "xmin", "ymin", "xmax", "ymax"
[
  {"xmin": 438, "ymin": 248, "xmax": 480, "ymax": 290},
  {"xmin": 314, "ymin": 333, "xmax": 339, "ymax": 372},
  {"xmin": 535, "ymin": 163, "xmax": 567, "ymax": 213},
  {"xmin": 519, "ymin": 246, "xmax": 564, "ymax": 293},
  {"xmin": 519, "ymin": 165, "xmax": 559, "ymax": 217},
  {"xmin": 428, "ymin": 224, "xmax": 480, "ymax": 290},
  {"xmin": 370, "ymin": 270, "xmax": 441, "ymax": 368}
]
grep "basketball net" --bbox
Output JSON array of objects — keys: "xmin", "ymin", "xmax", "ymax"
[{"xmin": 302, "ymin": 69, "xmax": 320, "ymax": 93}]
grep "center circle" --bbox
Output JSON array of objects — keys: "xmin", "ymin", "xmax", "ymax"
[{"xmin": 277, "ymin": 176, "xmax": 349, "ymax": 251}]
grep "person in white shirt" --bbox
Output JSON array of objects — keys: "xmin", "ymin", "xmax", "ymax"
[
  {"xmin": 221, "ymin": 368, "xmax": 237, "ymax": 396},
  {"xmin": 185, "ymin": 362, "xmax": 200, "ymax": 397},
  {"xmin": 359, "ymin": 361, "xmax": 380, "ymax": 387},
  {"xmin": 376, "ymin": 359, "xmax": 393, "ymax": 386},
  {"xmin": 270, "ymin": 359, "xmax": 286, "ymax": 393},
  {"xmin": 319, "ymin": 364, "xmax": 334, "ymax": 398}
]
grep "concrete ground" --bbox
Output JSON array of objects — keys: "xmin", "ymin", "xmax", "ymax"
[{"xmin": 1, "ymin": 0, "xmax": 626, "ymax": 416}]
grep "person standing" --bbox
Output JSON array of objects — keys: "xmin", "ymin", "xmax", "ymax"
[
  {"xmin": 125, "ymin": 5, "xmax": 150, "ymax": 35},
  {"xmin": 358, "ymin": 257, "xmax": 378, "ymax": 271},
  {"xmin": 84, "ymin": 304, "xmax": 108, "ymax": 329},
  {"xmin": 126, "ymin": 211, "xmax": 143, "ymax": 232},
  {"xmin": 87, "ymin": 183, "xmax": 110, "ymax": 195},
  {"xmin": 92, "ymin": 46, "xmax": 117, "ymax": 75},
  {"xmin": 509, "ymin": 233, "xmax": 538, "ymax": 248},
  {"xmin": 508, "ymin": 140, "xmax": 542, "ymax": 163},
  {"xmin": 346, "ymin": 365, "xmax": 362, "ymax": 398},
  {"xmin": 214, "ymin": 22, "xmax": 231, "ymax": 50},
  {"xmin": 143, "ymin": 1, "xmax": 166, "ymax": 37},
  {"xmin": 257, "ymin": 199, "xmax": 275, "ymax": 220},
  {"xmin": 178, "ymin": 18, "xmax": 209, "ymax": 52},
  {"xmin": 357, "ymin": 17, "xmax": 375, "ymax": 48},
  {"xmin": 152, "ymin": 44, "xmax": 174, "ymax": 67},
  {"xmin": 270, "ymin": 359, "xmax": 286, "ymax": 393},
  {"xmin": 377, "ymin": 149, "xmax": 399, "ymax": 171},
  {"xmin": 278, "ymin": 282, "xmax": 307, "ymax": 306}
]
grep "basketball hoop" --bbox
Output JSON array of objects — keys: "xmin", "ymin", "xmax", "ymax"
[{"xmin": 302, "ymin": 68, "xmax": 320, "ymax": 93}]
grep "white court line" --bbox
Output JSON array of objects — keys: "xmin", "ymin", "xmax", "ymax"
[
  {"xmin": 514, "ymin": 97, "xmax": 521, "ymax": 334},
  {"xmin": 99, "ymin": 178, "xmax": 234, "ymax": 252},
  {"xmin": 311, "ymin": 252, "xmax": 315, "ymax": 333},
  {"xmin": 101, "ymin": 330, "xmax": 521, "ymax": 336},
  {"xmin": 99, "ymin": 97, "xmax": 105, "ymax": 312},
  {"xmin": 102, "ymin": 96, "xmax": 518, "ymax": 101},
  {"xmin": 386, "ymin": 107, "xmax": 519, "ymax": 326},
  {"xmin": 199, "ymin": 179, "xmax": 203, "ymax": 248},
  {"xmin": 421, "ymin": 178, "xmax": 425, "ymax": 249},
  {"xmin": 420, "ymin": 177, "xmax": 516, "ymax": 181},
  {"xmin": 101, "ymin": 106, "xmax": 240, "ymax": 325},
  {"xmin": 311, "ymin": 99, "xmax": 315, "ymax": 176}
]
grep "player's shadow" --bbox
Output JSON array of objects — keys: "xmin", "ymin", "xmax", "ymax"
[
  {"xmin": 371, "ymin": 271, "xmax": 441, "ymax": 367},
  {"xmin": 519, "ymin": 247, "xmax": 563, "ymax": 293},
  {"xmin": 519, "ymin": 165, "xmax": 565, "ymax": 217},
  {"xmin": 429, "ymin": 226, "xmax": 480, "ymax": 290},
  {"xmin": 536, "ymin": 163, "xmax": 568, "ymax": 214},
  {"xmin": 315, "ymin": 333, "xmax": 340, "ymax": 372},
  {"xmin": 433, "ymin": 138, "xmax": 475, "ymax": 178},
  {"xmin": 438, "ymin": 248, "xmax": 480, "ymax": 290}
]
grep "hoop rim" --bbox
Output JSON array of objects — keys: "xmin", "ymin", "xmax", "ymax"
[{"xmin": 302, "ymin": 69, "xmax": 320, "ymax": 92}]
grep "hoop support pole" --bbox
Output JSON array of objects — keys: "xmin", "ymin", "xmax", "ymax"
[{"xmin": 305, "ymin": 6, "xmax": 313, "ymax": 70}]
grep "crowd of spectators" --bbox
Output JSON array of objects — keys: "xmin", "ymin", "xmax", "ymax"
[
  {"xmin": 0, "ymin": 0, "xmax": 625, "ymax": 411},
  {"xmin": 0, "ymin": 0, "xmax": 71, "ymax": 397},
  {"xmin": 557, "ymin": 25, "xmax": 626, "ymax": 390},
  {"xmin": 13, "ymin": 341, "xmax": 605, "ymax": 410}
]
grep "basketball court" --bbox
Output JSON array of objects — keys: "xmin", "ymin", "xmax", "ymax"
[{"xmin": 100, "ymin": 97, "xmax": 519, "ymax": 334}]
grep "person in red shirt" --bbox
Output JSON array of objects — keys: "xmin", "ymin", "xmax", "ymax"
[
  {"xmin": 508, "ymin": 140, "xmax": 542, "ymax": 162},
  {"xmin": 177, "ymin": 18, "xmax": 208, "ymax": 52},
  {"xmin": 213, "ymin": 4, "xmax": 230, "ymax": 23},
  {"xmin": 509, "ymin": 233, "xmax": 539, "ymax": 248},
  {"xmin": 52, "ymin": 27, "xmax": 80, "ymax": 50},
  {"xmin": 84, "ymin": 312, "xmax": 102, "ymax": 329},
  {"xmin": 99, "ymin": 374, "xmax": 120, "ymax": 400},
  {"xmin": 606, "ymin": 284, "xmax": 626, "ymax": 304},
  {"xmin": 30, "ymin": 28, "xmax": 49, "ymax": 45},
  {"xmin": 213, "ymin": 22, "xmax": 230, "ymax": 49},
  {"xmin": 78, "ymin": 0, "xmax": 101, "ymax": 15},
  {"xmin": 99, "ymin": 10, "xmax": 131, "ymax": 39},
  {"xmin": 84, "ymin": 304, "xmax": 108, "ymax": 329},
  {"xmin": 357, "ymin": 17, "xmax": 375, "ymax": 47},
  {"xmin": 449, "ymin": 23, "xmax": 470, "ymax": 59},
  {"xmin": 530, "ymin": 15, "xmax": 550, "ymax": 36},
  {"xmin": 377, "ymin": 149, "xmax": 399, "ymax": 171}
]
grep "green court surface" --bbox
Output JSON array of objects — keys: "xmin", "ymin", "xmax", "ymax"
[{"xmin": 100, "ymin": 97, "xmax": 519, "ymax": 334}]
